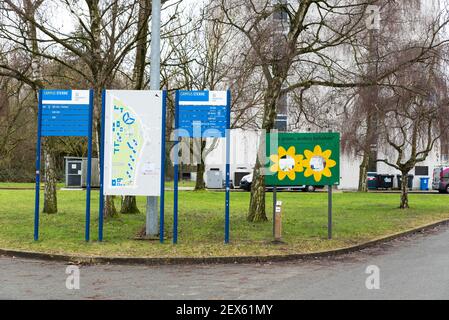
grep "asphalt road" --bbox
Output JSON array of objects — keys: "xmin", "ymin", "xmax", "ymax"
[{"xmin": 2, "ymin": 225, "xmax": 449, "ymax": 300}]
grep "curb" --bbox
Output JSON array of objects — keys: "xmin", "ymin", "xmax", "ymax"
[{"xmin": 1, "ymin": 218, "xmax": 449, "ymax": 266}]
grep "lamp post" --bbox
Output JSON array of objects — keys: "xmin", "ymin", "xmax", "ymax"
[{"xmin": 146, "ymin": 0, "xmax": 161, "ymax": 237}]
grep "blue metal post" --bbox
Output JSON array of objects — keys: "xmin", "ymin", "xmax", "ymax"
[
  {"xmin": 225, "ymin": 90, "xmax": 231, "ymax": 244},
  {"xmin": 85, "ymin": 89, "xmax": 94, "ymax": 242},
  {"xmin": 98, "ymin": 90, "xmax": 106, "ymax": 242},
  {"xmin": 34, "ymin": 90, "xmax": 43, "ymax": 241},
  {"xmin": 173, "ymin": 91, "xmax": 180, "ymax": 244},
  {"xmin": 159, "ymin": 91, "xmax": 167, "ymax": 243}
]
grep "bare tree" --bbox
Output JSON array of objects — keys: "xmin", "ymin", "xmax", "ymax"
[
  {"xmin": 215, "ymin": 0, "xmax": 377, "ymax": 221},
  {"xmin": 0, "ymin": 0, "xmax": 180, "ymax": 218},
  {"xmin": 340, "ymin": 0, "xmax": 449, "ymax": 192},
  {"xmin": 120, "ymin": 0, "xmax": 152, "ymax": 214},
  {"xmin": 0, "ymin": 0, "xmax": 60, "ymax": 213},
  {"xmin": 163, "ymin": 1, "xmax": 263, "ymax": 190},
  {"xmin": 377, "ymin": 52, "xmax": 449, "ymax": 208}
]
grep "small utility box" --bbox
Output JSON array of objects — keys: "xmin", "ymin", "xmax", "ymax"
[
  {"xmin": 206, "ymin": 168, "xmax": 223, "ymax": 189},
  {"xmin": 65, "ymin": 157, "xmax": 100, "ymax": 188}
]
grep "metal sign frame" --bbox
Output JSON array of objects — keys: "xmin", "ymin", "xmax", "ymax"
[
  {"xmin": 98, "ymin": 90, "xmax": 167, "ymax": 243},
  {"xmin": 34, "ymin": 89, "xmax": 94, "ymax": 242},
  {"xmin": 173, "ymin": 90, "xmax": 231, "ymax": 244}
]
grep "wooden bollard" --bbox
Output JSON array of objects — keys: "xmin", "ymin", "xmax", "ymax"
[{"xmin": 274, "ymin": 200, "xmax": 283, "ymax": 242}]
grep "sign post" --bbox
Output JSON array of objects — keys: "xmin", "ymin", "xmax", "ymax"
[
  {"xmin": 174, "ymin": 90, "xmax": 231, "ymax": 244},
  {"xmin": 265, "ymin": 132, "xmax": 340, "ymax": 239},
  {"xmin": 34, "ymin": 90, "xmax": 43, "ymax": 241},
  {"xmin": 148, "ymin": 0, "xmax": 162, "ymax": 239},
  {"xmin": 85, "ymin": 90, "xmax": 94, "ymax": 241},
  {"xmin": 225, "ymin": 90, "xmax": 231, "ymax": 244},
  {"xmin": 328, "ymin": 185, "xmax": 333, "ymax": 239},
  {"xmin": 100, "ymin": 90, "xmax": 166, "ymax": 242},
  {"xmin": 173, "ymin": 91, "xmax": 180, "ymax": 244},
  {"xmin": 34, "ymin": 89, "xmax": 94, "ymax": 241},
  {"xmin": 99, "ymin": 90, "xmax": 106, "ymax": 242}
]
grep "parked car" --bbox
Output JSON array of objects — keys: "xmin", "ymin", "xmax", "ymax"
[
  {"xmin": 432, "ymin": 166, "xmax": 449, "ymax": 193},
  {"xmin": 239, "ymin": 173, "xmax": 322, "ymax": 192}
]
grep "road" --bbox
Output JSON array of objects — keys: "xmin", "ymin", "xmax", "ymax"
[{"xmin": 2, "ymin": 225, "xmax": 449, "ymax": 300}]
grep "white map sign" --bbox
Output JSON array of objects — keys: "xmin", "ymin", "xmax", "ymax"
[{"xmin": 103, "ymin": 90, "xmax": 163, "ymax": 196}]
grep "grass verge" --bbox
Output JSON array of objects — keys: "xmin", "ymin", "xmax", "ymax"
[{"xmin": 0, "ymin": 187, "xmax": 448, "ymax": 258}]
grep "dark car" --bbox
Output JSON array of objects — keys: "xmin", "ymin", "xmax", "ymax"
[{"xmin": 239, "ymin": 173, "xmax": 322, "ymax": 192}]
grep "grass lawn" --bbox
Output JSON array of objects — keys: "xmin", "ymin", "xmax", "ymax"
[
  {"xmin": 0, "ymin": 186, "xmax": 449, "ymax": 258},
  {"xmin": 0, "ymin": 182, "xmax": 65, "ymax": 189},
  {"xmin": 0, "ymin": 181, "xmax": 194, "ymax": 189}
]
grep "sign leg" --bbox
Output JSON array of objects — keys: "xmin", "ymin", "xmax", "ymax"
[
  {"xmin": 34, "ymin": 90, "xmax": 43, "ymax": 241},
  {"xmin": 224, "ymin": 91, "xmax": 231, "ymax": 244},
  {"xmin": 159, "ymin": 91, "xmax": 167, "ymax": 243},
  {"xmin": 99, "ymin": 89, "xmax": 106, "ymax": 242},
  {"xmin": 328, "ymin": 185, "xmax": 332, "ymax": 240},
  {"xmin": 173, "ymin": 160, "xmax": 179, "ymax": 244},
  {"xmin": 273, "ymin": 186, "xmax": 277, "ymax": 237},
  {"xmin": 85, "ymin": 89, "xmax": 94, "ymax": 242}
]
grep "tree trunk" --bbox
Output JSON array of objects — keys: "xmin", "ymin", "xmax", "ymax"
[
  {"xmin": 104, "ymin": 195, "xmax": 118, "ymax": 219},
  {"xmin": 92, "ymin": 88, "xmax": 116, "ymax": 219},
  {"xmin": 120, "ymin": 196, "xmax": 140, "ymax": 214},
  {"xmin": 165, "ymin": 143, "xmax": 174, "ymax": 180},
  {"xmin": 119, "ymin": 0, "xmax": 151, "ymax": 214},
  {"xmin": 358, "ymin": 151, "xmax": 369, "ymax": 192},
  {"xmin": 247, "ymin": 165, "xmax": 267, "ymax": 222},
  {"xmin": 247, "ymin": 85, "xmax": 280, "ymax": 222},
  {"xmin": 43, "ymin": 141, "xmax": 57, "ymax": 214},
  {"xmin": 91, "ymin": 87, "xmax": 116, "ymax": 218},
  {"xmin": 195, "ymin": 163, "xmax": 206, "ymax": 190},
  {"xmin": 195, "ymin": 140, "xmax": 206, "ymax": 190},
  {"xmin": 358, "ymin": 28, "xmax": 379, "ymax": 192},
  {"xmin": 400, "ymin": 173, "xmax": 409, "ymax": 209},
  {"xmin": 23, "ymin": 0, "xmax": 58, "ymax": 213},
  {"xmin": 86, "ymin": 1, "xmax": 117, "ymax": 219}
]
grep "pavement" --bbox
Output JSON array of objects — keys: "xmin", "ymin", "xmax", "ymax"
[{"xmin": 2, "ymin": 223, "xmax": 449, "ymax": 300}]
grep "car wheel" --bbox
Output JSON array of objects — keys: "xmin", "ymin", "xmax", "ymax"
[{"xmin": 307, "ymin": 185, "xmax": 315, "ymax": 192}]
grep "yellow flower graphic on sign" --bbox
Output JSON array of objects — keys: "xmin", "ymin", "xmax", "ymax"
[
  {"xmin": 270, "ymin": 146, "xmax": 304, "ymax": 181},
  {"xmin": 303, "ymin": 145, "xmax": 336, "ymax": 182}
]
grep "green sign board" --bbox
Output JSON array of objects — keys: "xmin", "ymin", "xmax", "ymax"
[{"xmin": 265, "ymin": 132, "xmax": 340, "ymax": 186}]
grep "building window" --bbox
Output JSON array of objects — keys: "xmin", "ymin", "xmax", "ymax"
[{"xmin": 415, "ymin": 166, "xmax": 429, "ymax": 176}]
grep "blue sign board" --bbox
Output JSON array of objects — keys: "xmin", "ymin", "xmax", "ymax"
[
  {"xmin": 34, "ymin": 89, "xmax": 94, "ymax": 243},
  {"xmin": 173, "ymin": 90, "xmax": 232, "ymax": 244},
  {"xmin": 177, "ymin": 90, "xmax": 228, "ymax": 138},
  {"xmin": 41, "ymin": 90, "xmax": 90, "ymax": 136}
]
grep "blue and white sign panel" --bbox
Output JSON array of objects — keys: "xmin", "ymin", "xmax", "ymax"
[
  {"xmin": 173, "ymin": 90, "xmax": 231, "ymax": 244},
  {"xmin": 35, "ymin": 89, "xmax": 94, "ymax": 242},
  {"xmin": 178, "ymin": 90, "xmax": 228, "ymax": 138},
  {"xmin": 41, "ymin": 90, "xmax": 91, "ymax": 137}
]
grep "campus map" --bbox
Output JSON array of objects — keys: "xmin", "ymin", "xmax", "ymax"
[{"xmin": 110, "ymin": 97, "xmax": 143, "ymax": 188}]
